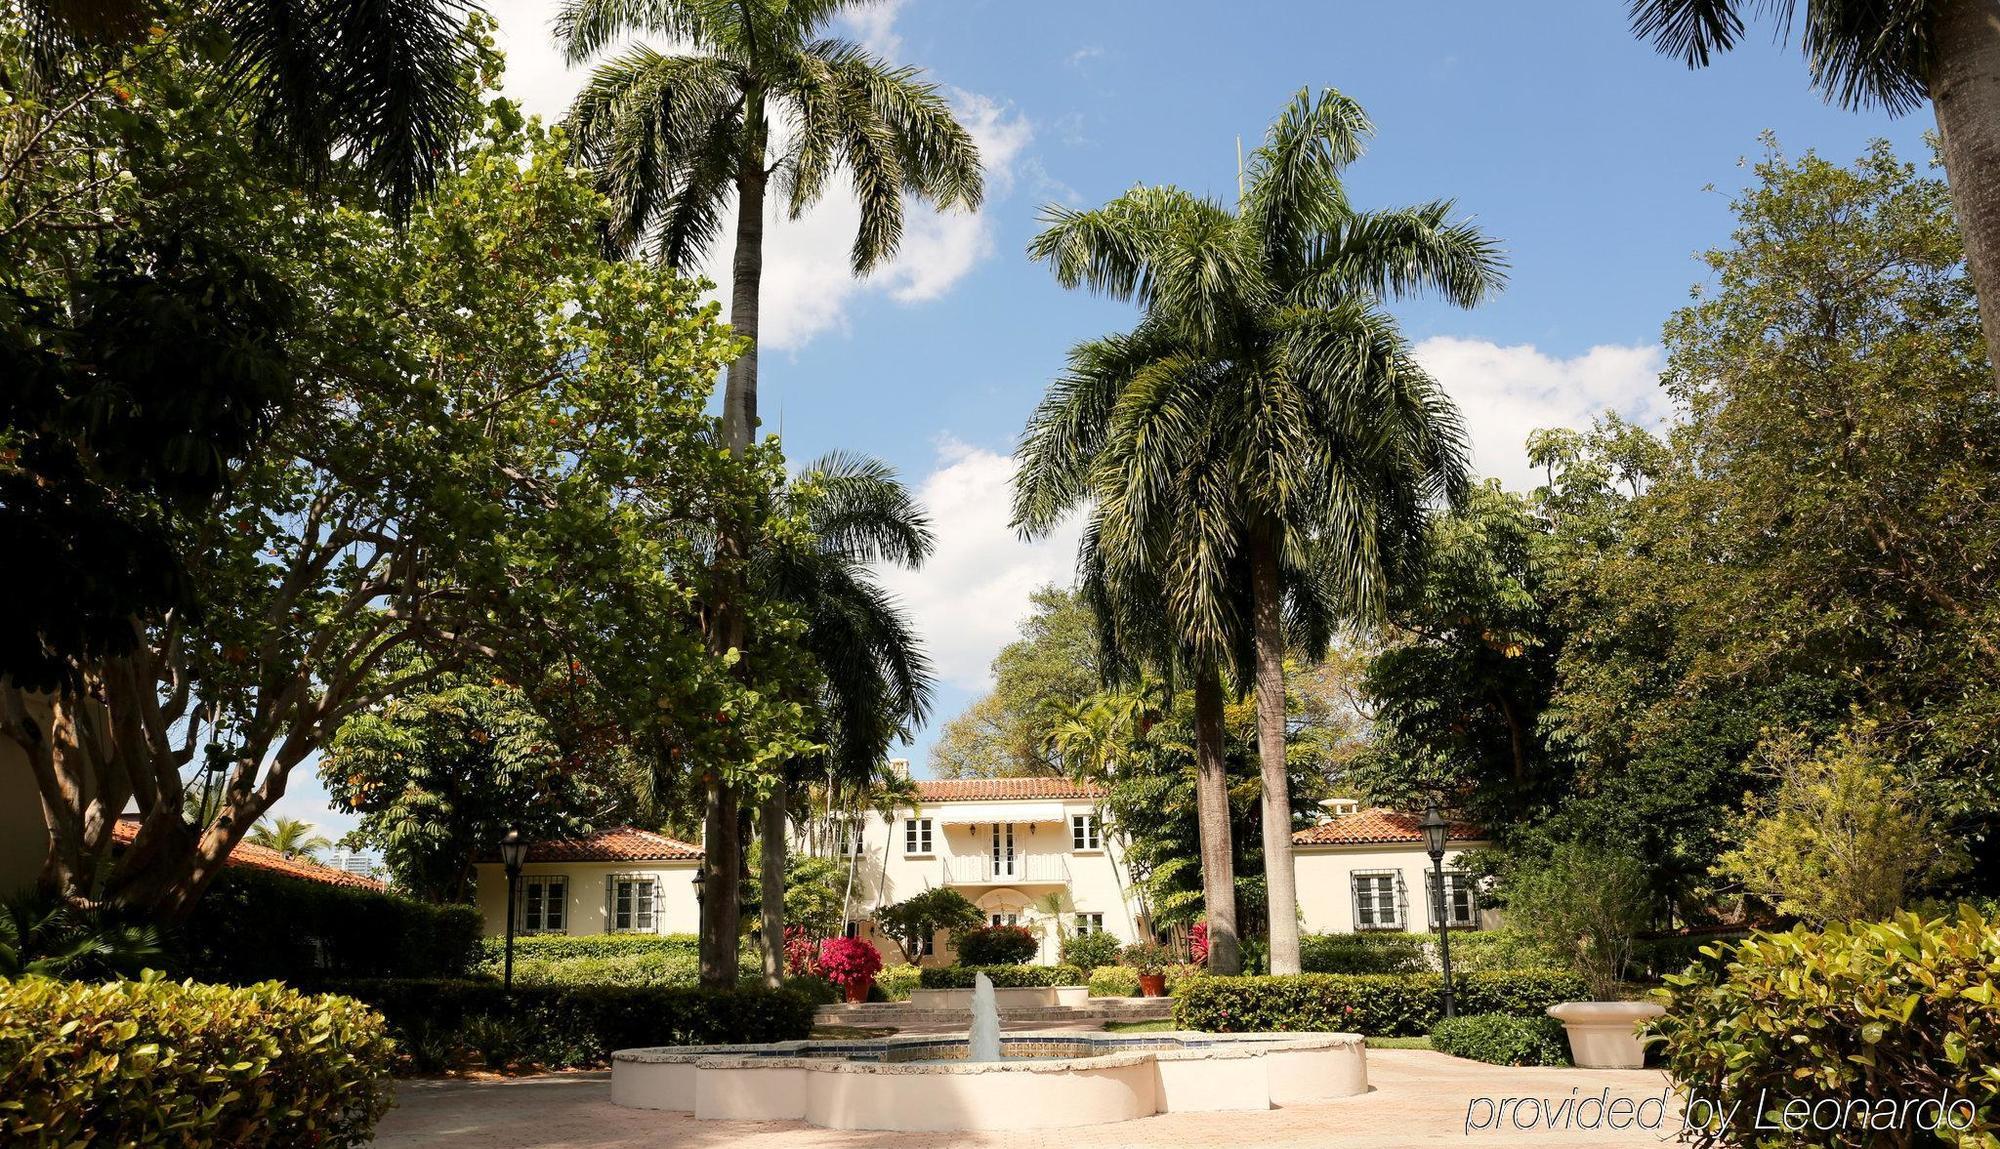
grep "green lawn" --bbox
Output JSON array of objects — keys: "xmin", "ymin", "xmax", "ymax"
[{"xmin": 1365, "ymin": 1036, "xmax": 1433, "ymax": 1050}]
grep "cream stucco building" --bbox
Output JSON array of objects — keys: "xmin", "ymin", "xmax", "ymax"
[{"xmin": 1291, "ymin": 802, "xmax": 1493, "ymax": 933}]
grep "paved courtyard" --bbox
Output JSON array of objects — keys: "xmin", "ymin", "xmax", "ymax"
[{"xmin": 372, "ymin": 1049, "xmax": 1679, "ymax": 1148}]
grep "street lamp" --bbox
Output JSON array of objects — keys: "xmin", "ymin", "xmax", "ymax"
[
  {"xmin": 499, "ymin": 829, "xmax": 529, "ymax": 994},
  {"xmin": 1418, "ymin": 808, "xmax": 1455, "ymax": 1021}
]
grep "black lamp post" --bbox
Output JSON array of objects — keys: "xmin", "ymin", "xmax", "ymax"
[
  {"xmin": 499, "ymin": 829, "xmax": 529, "ymax": 994},
  {"xmin": 691, "ymin": 862, "xmax": 707, "ymax": 940},
  {"xmin": 1419, "ymin": 808, "xmax": 1455, "ymax": 1020}
]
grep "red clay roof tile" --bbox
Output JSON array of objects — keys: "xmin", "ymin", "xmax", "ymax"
[
  {"xmin": 912, "ymin": 778, "xmax": 1105, "ymax": 802},
  {"xmin": 112, "ymin": 817, "xmax": 387, "ymax": 891},
  {"xmin": 476, "ymin": 826, "xmax": 704, "ymax": 864},
  {"xmin": 1291, "ymin": 807, "xmax": 1485, "ymax": 847}
]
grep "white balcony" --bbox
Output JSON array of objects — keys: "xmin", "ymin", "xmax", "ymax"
[{"xmin": 940, "ymin": 853, "xmax": 1071, "ymax": 885}]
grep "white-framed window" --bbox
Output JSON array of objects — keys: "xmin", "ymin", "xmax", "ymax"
[
  {"xmin": 518, "ymin": 875, "xmax": 567, "ymax": 934},
  {"xmin": 1073, "ymin": 912, "xmax": 1105, "ymax": 936},
  {"xmin": 990, "ymin": 912, "xmax": 1019, "ymax": 927},
  {"xmin": 843, "ymin": 920, "xmax": 860, "ymax": 939},
  {"xmin": 1351, "ymin": 870, "xmax": 1406, "ymax": 930},
  {"xmin": 1426, "ymin": 870, "xmax": 1480, "ymax": 929},
  {"xmin": 1070, "ymin": 813, "xmax": 1101, "ymax": 851},
  {"xmin": 904, "ymin": 817, "xmax": 933, "ymax": 855},
  {"xmin": 608, "ymin": 874, "xmax": 658, "ymax": 933}
]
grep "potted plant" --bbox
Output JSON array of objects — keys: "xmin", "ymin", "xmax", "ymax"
[
  {"xmin": 817, "ymin": 935, "xmax": 884, "ymax": 1003},
  {"xmin": 1509, "ymin": 844, "xmax": 1663, "ymax": 1067},
  {"xmin": 1122, "ymin": 941, "xmax": 1173, "ymax": 997}
]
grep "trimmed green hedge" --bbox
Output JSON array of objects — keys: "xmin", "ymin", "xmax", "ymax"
[
  {"xmin": 919, "ymin": 964, "xmax": 1086, "ymax": 989},
  {"xmin": 1172, "ymin": 970, "xmax": 1586, "ymax": 1036},
  {"xmin": 476, "ymin": 933, "xmax": 700, "ymax": 963},
  {"xmin": 177, "ymin": 867, "xmax": 481, "ymax": 983},
  {"xmin": 472, "ymin": 934, "xmax": 704, "ymax": 988},
  {"xmin": 1653, "ymin": 911, "xmax": 2000, "ymax": 1148},
  {"xmin": 0, "ymin": 975, "xmax": 394, "ymax": 1147},
  {"xmin": 1430, "ymin": 1012, "xmax": 1571, "ymax": 1066},
  {"xmin": 1298, "ymin": 931, "xmax": 1563, "ymax": 975},
  {"xmin": 1061, "ymin": 932, "xmax": 1122, "ymax": 970},
  {"xmin": 327, "ymin": 978, "xmax": 814, "ymax": 1070},
  {"xmin": 875, "ymin": 965, "xmax": 921, "ymax": 1001},
  {"xmin": 1088, "ymin": 965, "xmax": 1139, "ymax": 997}
]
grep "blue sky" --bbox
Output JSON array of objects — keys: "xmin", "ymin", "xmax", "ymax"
[{"xmin": 273, "ymin": 0, "xmax": 1934, "ymax": 839}]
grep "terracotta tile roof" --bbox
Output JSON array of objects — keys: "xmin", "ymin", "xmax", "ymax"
[
  {"xmin": 475, "ymin": 826, "xmax": 704, "ymax": 864},
  {"xmin": 1291, "ymin": 807, "xmax": 1486, "ymax": 847},
  {"xmin": 111, "ymin": 817, "xmax": 387, "ymax": 891},
  {"xmin": 912, "ymin": 777, "xmax": 1105, "ymax": 802}
]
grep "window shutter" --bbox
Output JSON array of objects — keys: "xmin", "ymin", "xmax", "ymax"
[
  {"xmin": 1393, "ymin": 871, "xmax": 1409, "ymax": 929},
  {"xmin": 1350, "ymin": 876, "xmax": 1366, "ymax": 928}
]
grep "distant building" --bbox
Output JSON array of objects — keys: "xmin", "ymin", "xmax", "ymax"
[
  {"xmin": 1292, "ymin": 806, "xmax": 1493, "ymax": 933},
  {"xmin": 324, "ymin": 847, "xmax": 387, "ymax": 882}
]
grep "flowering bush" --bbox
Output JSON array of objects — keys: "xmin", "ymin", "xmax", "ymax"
[
  {"xmin": 784, "ymin": 926, "xmax": 820, "ymax": 977},
  {"xmin": 1189, "ymin": 922, "xmax": 1209, "ymax": 965},
  {"xmin": 815, "ymin": 935, "xmax": 882, "ymax": 989}
]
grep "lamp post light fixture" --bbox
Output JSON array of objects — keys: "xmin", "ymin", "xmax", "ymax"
[
  {"xmin": 499, "ymin": 829, "xmax": 529, "ymax": 994},
  {"xmin": 1418, "ymin": 807, "xmax": 1455, "ymax": 1021}
]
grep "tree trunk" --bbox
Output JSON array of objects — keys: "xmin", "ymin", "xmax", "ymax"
[
  {"xmin": 699, "ymin": 777, "xmax": 740, "ymax": 986},
  {"xmin": 759, "ymin": 785, "xmax": 785, "ymax": 986},
  {"xmin": 698, "ymin": 104, "xmax": 769, "ymax": 988},
  {"xmin": 1931, "ymin": 0, "xmax": 2000, "ymax": 383},
  {"xmin": 1191, "ymin": 668, "xmax": 1241, "ymax": 975},
  {"xmin": 1249, "ymin": 522, "xmax": 1301, "ymax": 975}
]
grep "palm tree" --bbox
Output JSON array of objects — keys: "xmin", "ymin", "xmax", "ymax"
[
  {"xmin": 752, "ymin": 453, "xmax": 934, "ymax": 984},
  {"xmin": 1627, "ymin": 0, "xmax": 2000, "ymax": 379},
  {"xmin": 557, "ymin": 0, "xmax": 981, "ymax": 984},
  {"xmin": 20, "ymin": 0, "xmax": 473, "ymax": 218},
  {"xmin": 1018, "ymin": 89, "xmax": 1498, "ymax": 974},
  {"xmin": 247, "ymin": 816, "xmax": 331, "ymax": 861}
]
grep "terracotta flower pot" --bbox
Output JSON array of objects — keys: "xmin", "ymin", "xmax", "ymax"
[
  {"xmin": 844, "ymin": 978, "xmax": 872, "ymax": 1004},
  {"xmin": 1137, "ymin": 973, "xmax": 1167, "ymax": 997}
]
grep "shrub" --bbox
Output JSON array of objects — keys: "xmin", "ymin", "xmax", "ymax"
[
  {"xmin": 328, "ymin": 978, "xmax": 814, "ymax": 1069},
  {"xmin": 876, "ymin": 964, "xmax": 921, "ymax": 1001},
  {"xmin": 780, "ymin": 974, "xmax": 840, "ymax": 1006},
  {"xmin": 463, "ymin": 1013, "xmax": 529, "ymax": 1071},
  {"xmin": 178, "ymin": 867, "xmax": 481, "ymax": 983},
  {"xmin": 1652, "ymin": 910, "xmax": 2000, "ymax": 1148},
  {"xmin": 0, "ymin": 974, "xmax": 395, "ymax": 1147},
  {"xmin": 1504, "ymin": 843, "xmax": 1652, "ymax": 999},
  {"xmin": 1088, "ymin": 965, "xmax": 1139, "ymax": 997},
  {"xmin": 476, "ymin": 933, "xmax": 699, "ymax": 964},
  {"xmin": 1300, "ymin": 932, "xmax": 1429, "ymax": 973},
  {"xmin": 1121, "ymin": 940, "xmax": 1173, "ymax": 974},
  {"xmin": 876, "ymin": 888, "xmax": 984, "ymax": 963},
  {"xmin": 1172, "ymin": 970, "xmax": 1587, "ymax": 1036},
  {"xmin": 815, "ymin": 935, "xmax": 883, "ymax": 990},
  {"xmin": 1061, "ymin": 930, "xmax": 1122, "ymax": 970},
  {"xmin": 955, "ymin": 924, "xmax": 1039, "ymax": 965},
  {"xmin": 506, "ymin": 951, "xmax": 699, "ymax": 988},
  {"xmin": 919, "ymin": 963, "xmax": 1086, "ymax": 989},
  {"xmin": 1430, "ymin": 1013, "xmax": 1571, "ymax": 1066}
]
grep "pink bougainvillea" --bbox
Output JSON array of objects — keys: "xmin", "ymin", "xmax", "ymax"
[
  {"xmin": 1190, "ymin": 921, "xmax": 1210, "ymax": 966},
  {"xmin": 785, "ymin": 926, "xmax": 820, "ymax": 978},
  {"xmin": 816, "ymin": 935, "xmax": 883, "ymax": 989}
]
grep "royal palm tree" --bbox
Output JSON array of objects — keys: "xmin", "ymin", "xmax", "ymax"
[
  {"xmin": 557, "ymin": 0, "xmax": 980, "ymax": 984},
  {"xmin": 20, "ymin": 0, "xmax": 473, "ymax": 218},
  {"xmin": 752, "ymin": 453, "xmax": 933, "ymax": 984},
  {"xmin": 1018, "ymin": 89, "xmax": 1498, "ymax": 974},
  {"xmin": 1628, "ymin": 0, "xmax": 2000, "ymax": 379},
  {"xmin": 247, "ymin": 816, "xmax": 331, "ymax": 861}
]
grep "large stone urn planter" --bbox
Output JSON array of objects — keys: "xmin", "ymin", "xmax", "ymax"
[{"xmin": 1546, "ymin": 1001, "xmax": 1665, "ymax": 1069}]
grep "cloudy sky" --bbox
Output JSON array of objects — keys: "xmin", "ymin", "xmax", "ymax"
[{"xmin": 272, "ymin": 0, "xmax": 1932, "ymax": 836}]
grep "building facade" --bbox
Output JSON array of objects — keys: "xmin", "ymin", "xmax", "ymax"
[
  {"xmin": 1291, "ymin": 803, "xmax": 1493, "ymax": 934},
  {"xmin": 471, "ymin": 827, "xmax": 704, "ymax": 940}
]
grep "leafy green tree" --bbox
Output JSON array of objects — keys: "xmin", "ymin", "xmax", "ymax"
[
  {"xmin": 324, "ymin": 670, "xmax": 617, "ymax": 901},
  {"xmin": 875, "ymin": 886, "xmax": 982, "ymax": 964},
  {"xmin": 1718, "ymin": 729, "xmax": 1961, "ymax": 925},
  {"xmin": 1502, "ymin": 842, "xmax": 1653, "ymax": 1000},
  {"xmin": 1626, "ymin": 0, "xmax": 2000, "ymax": 379},
  {"xmin": 556, "ymin": 0, "xmax": 984, "ymax": 984},
  {"xmin": 1018, "ymin": 88, "xmax": 1500, "ymax": 973},
  {"xmin": 930, "ymin": 585, "xmax": 1104, "ymax": 779},
  {"xmin": 245, "ymin": 817, "xmax": 331, "ymax": 861}
]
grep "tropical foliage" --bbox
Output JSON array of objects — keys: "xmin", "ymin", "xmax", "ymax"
[{"xmin": 245, "ymin": 817, "xmax": 331, "ymax": 861}]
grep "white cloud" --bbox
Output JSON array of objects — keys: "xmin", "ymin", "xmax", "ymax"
[
  {"xmin": 877, "ymin": 439, "xmax": 1084, "ymax": 692},
  {"xmin": 478, "ymin": 0, "xmax": 1027, "ymax": 351},
  {"xmin": 1065, "ymin": 46, "xmax": 1104, "ymax": 70},
  {"xmin": 1412, "ymin": 337, "xmax": 1669, "ymax": 491}
]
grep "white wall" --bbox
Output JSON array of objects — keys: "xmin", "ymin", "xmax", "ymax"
[
  {"xmin": 474, "ymin": 859, "xmax": 701, "ymax": 938},
  {"xmin": 832, "ymin": 801, "xmax": 1145, "ymax": 966},
  {"xmin": 1294, "ymin": 842, "xmax": 1489, "ymax": 934}
]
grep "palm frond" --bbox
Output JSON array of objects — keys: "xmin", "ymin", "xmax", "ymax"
[
  {"xmin": 1293, "ymin": 200, "xmax": 1507, "ymax": 309},
  {"xmin": 1627, "ymin": 0, "xmax": 1748, "ymax": 67}
]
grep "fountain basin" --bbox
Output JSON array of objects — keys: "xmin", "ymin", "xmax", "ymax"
[{"xmin": 610, "ymin": 1030, "xmax": 1367, "ymax": 1131}]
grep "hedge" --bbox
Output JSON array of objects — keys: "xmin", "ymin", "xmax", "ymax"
[
  {"xmin": 1172, "ymin": 970, "xmax": 1587, "ymax": 1036},
  {"xmin": 176, "ymin": 867, "xmax": 481, "ymax": 984},
  {"xmin": 918, "ymin": 964, "xmax": 1086, "ymax": 989},
  {"xmin": 1653, "ymin": 910, "xmax": 2000, "ymax": 1148},
  {"xmin": 475, "ymin": 933, "xmax": 700, "ymax": 963},
  {"xmin": 1298, "ymin": 931, "xmax": 1562, "ymax": 975},
  {"xmin": 1429, "ymin": 1012, "xmax": 1571, "ymax": 1067},
  {"xmin": 875, "ymin": 965, "xmax": 921, "ymax": 1001},
  {"xmin": 326, "ymin": 978, "xmax": 814, "ymax": 1070},
  {"xmin": 1061, "ymin": 931, "xmax": 1122, "ymax": 971},
  {"xmin": 1088, "ymin": 965, "xmax": 1139, "ymax": 997},
  {"xmin": 0, "ymin": 975, "xmax": 395, "ymax": 1147}
]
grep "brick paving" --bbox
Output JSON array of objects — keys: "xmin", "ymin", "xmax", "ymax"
[{"xmin": 371, "ymin": 1050, "xmax": 1678, "ymax": 1148}]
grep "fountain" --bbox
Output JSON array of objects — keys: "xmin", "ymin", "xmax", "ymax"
[{"xmin": 967, "ymin": 972, "xmax": 1002, "ymax": 1062}]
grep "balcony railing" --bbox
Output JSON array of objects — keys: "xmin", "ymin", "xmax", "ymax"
[{"xmin": 940, "ymin": 853, "xmax": 1071, "ymax": 885}]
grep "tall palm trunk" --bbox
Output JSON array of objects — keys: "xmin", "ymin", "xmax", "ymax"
[
  {"xmin": 701, "ymin": 106, "xmax": 769, "ymax": 989},
  {"xmin": 1192, "ymin": 667, "xmax": 1242, "ymax": 975},
  {"xmin": 759, "ymin": 785, "xmax": 786, "ymax": 986},
  {"xmin": 1249, "ymin": 522, "xmax": 1300, "ymax": 975},
  {"xmin": 1930, "ymin": 0, "xmax": 2000, "ymax": 383}
]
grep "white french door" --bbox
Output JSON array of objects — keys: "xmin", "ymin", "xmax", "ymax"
[{"xmin": 991, "ymin": 822, "xmax": 1017, "ymax": 879}]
